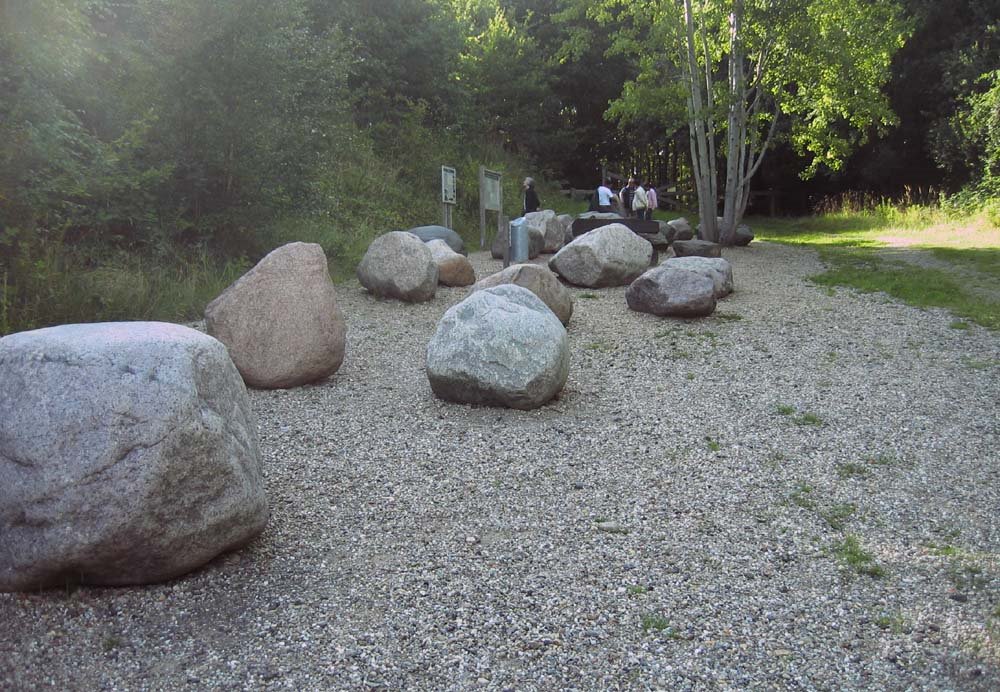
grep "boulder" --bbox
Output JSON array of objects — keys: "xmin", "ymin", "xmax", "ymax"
[
  {"xmin": 473, "ymin": 263, "xmax": 573, "ymax": 326},
  {"xmin": 673, "ymin": 239, "xmax": 722, "ymax": 258},
  {"xmin": 557, "ymin": 214, "xmax": 574, "ymax": 246},
  {"xmin": 525, "ymin": 210, "xmax": 564, "ymax": 254},
  {"xmin": 427, "ymin": 239, "xmax": 476, "ymax": 287},
  {"xmin": 667, "ymin": 217, "xmax": 694, "ymax": 240},
  {"xmin": 0, "ymin": 322, "xmax": 268, "ymax": 591},
  {"xmin": 527, "ymin": 224, "xmax": 545, "ymax": 258},
  {"xmin": 548, "ymin": 223, "xmax": 653, "ymax": 288},
  {"xmin": 664, "ymin": 256, "xmax": 734, "ymax": 298},
  {"xmin": 407, "ymin": 225, "xmax": 467, "ymax": 255},
  {"xmin": 426, "ymin": 285, "xmax": 569, "ymax": 410},
  {"xmin": 491, "ymin": 221, "xmax": 544, "ymax": 260},
  {"xmin": 656, "ymin": 220, "xmax": 678, "ymax": 243},
  {"xmin": 734, "ymin": 224, "xmax": 754, "ymax": 246},
  {"xmin": 357, "ymin": 231, "xmax": 438, "ymax": 302},
  {"xmin": 205, "ymin": 242, "xmax": 346, "ymax": 389},
  {"xmin": 626, "ymin": 266, "xmax": 717, "ymax": 317}
]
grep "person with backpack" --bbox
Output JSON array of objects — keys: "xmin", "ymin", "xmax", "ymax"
[
  {"xmin": 632, "ymin": 178, "xmax": 648, "ymax": 220},
  {"xmin": 619, "ymin": 179, "xmax": 635, "ymax": 217}
]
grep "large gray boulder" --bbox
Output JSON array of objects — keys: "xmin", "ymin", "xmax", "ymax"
[
  {"xmin": 667, "ymin": 218, "xmax": 694, "ymax": 241},
  {"xmin": 407, "ymin": 225, "xmax": 467, "ymax": 255},
  {"xmin": 626, "ymin": 266, "xmax": 717, "ymax": 317},
  {"xmin": 205, "ymin": 242, "xmax": 346, "ymax": 389},
  {"xmin": 0, "ymin": 322, "xmax": 268, "ymax": 591},
  {"xmin": 473, "ymin": 263, "xmax": 573, "ymax": 326},
  {"xmin": 548, "ymin": 223, "xmax": 653, "ymax": 288},
  {"xmin": 427, "ymin": 239, "xmax": 475, "ymax": 287},
  {"xmin": 673, "ymin": 239, "xmax": 722, "ymax": 258},
  {"xmin": 426, "ymin": 285, "xmax": 569, "ymax": 410},
  {"xmin": 525, "ymin": 210, "xmax": 564, "ymax": 254},
  {"xmin": 663, "ymin": 256, "xmax": 734, "ymax": 298},
  {"xmin": 357, "ymin": 231, "xmax": 438, "ymax": 302}
]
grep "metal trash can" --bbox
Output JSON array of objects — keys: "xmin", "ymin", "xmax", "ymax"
[{"xmin": 506, "ymin": 217, "xmax": 529, "ymax": 267}]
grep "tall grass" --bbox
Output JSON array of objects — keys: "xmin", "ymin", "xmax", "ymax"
[{"xmin": 1, "ymin": 236, "xmax": 249, "ymax": 336}]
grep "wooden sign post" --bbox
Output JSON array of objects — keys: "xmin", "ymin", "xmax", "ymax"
[
  {"xmin": 479, "ymin": 166, "xmax": 502, "ymax": 249},
  {"xmin": 441, "ymin": 165, "xmax": 457, "ymax": 229}
]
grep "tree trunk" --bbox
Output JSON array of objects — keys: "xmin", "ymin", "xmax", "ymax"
[
  {"xmin": 683, "ymin": 0, "xmax": 717, "ymax": 242},
  {"xmin": 720, "ymin": 0, "xmax": 745, "ymax": 246}
]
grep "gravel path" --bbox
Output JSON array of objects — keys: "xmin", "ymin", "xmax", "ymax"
[{"xmin": 3, "ymin": 242, "xmax": 999, "ymax": 690}]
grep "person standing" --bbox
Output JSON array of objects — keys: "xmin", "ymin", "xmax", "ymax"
[
  {"xmin": 619, "ymin": 179, "xmax": 635, "ymax": 218},
  {"xmin": 522, "ymin": 177, "xmax": 540, "ymax": 215},
  {"xmin": 645, "ymin": 183, "xmax": 658, "ymax": 220},
  {"xmin": 632, "ymin": 178, "xmax": 648, "ymax": 220},
  {"xmin": 596, "ymin": 180, "xmax": 617, "ymax": 213}
]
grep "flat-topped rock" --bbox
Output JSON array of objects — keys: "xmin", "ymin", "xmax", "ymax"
[
  {"xmin": 664, "ymin": 256, "xmax": 734, "ymax": 298},
  {"xmin": 673, "ymin": 239, "xmax": 722, "ymax": 258},
  {"xmin": 626, "ymin": 265, "xmax": 717, "ymax": 317}
]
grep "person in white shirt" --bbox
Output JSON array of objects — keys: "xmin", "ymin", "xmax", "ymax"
[
  {"xmin": 631, "ymin": 178, "xmax": 648, "ymax": 219},
  {"xmin": 596, "ymin": 180, "xmax": 617, "ymax": 213}
]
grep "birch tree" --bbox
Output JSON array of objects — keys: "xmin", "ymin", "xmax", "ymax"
[{"xmin": 589, "ymin": 0, "xmax": 909, "ymax": 243}]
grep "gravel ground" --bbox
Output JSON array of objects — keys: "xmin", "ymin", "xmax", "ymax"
[{"xmin": 2, "ymin": 241, "xmax": 999, "ymax": 691}]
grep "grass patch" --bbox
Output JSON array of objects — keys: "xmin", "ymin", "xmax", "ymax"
[
  {"xmin": 836, "ymin": 462, "xmax": 872, "ymax": 480},
  {"xmin": 627, "ymin": 584, "xmax": 649, "ymax": 596},
  {"xmin": 753, "ymin": 210, "xmax": 1000, "ymax": 329},
  {"xmin": 776, "ymin": 404, "xmax": 796, "ymax": 416},
  {"xmin": 714, "ymin": 311, "xmax": 743, "ymax": 321},
  {"xmin": 641, "ymin": 614, "xmax": 682, "ymax": 638},
  {"xmin": 793, "ymin": 412, "xmax": 824, "ymax": 426},
  {"xmin": 833, "ymin": 534, "xmax": 886, "ymax": 578},
  {"xmin": 580, "ymin": 292, "xmax": 599, "ymax": 300},
  {"xmin": 821, "ymin": 503, "xmax": 857, "ymax": 531},
  {"xmin": 874, "ymin": 611, "xmax": 908, "ymax": 634},
  {"xmin": 705, "ymin": 436, "xmax": 721, "ymax": 452},
  {"xmin": 790, "ymin": 483, "xmax": 816, "ymax": 511}
]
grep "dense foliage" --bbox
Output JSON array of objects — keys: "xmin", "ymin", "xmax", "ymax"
[{"xmin": 0, "ymin": 0, "xmax": 996, "ymax": 334}]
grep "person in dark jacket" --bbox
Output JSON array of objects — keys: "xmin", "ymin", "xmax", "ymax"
[{"xmin": 522, "ymin": 177, "xmax": 540, "ymax": 215}]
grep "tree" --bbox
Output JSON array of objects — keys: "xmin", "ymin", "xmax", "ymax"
[{"xmin": 591, "ymin": 0, "xmax": 908, "ymax": 242}]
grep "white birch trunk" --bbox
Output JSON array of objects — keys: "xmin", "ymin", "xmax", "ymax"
[{"xmin": 683, "ymin": 0, "xmax": 717, "ymax": 242}]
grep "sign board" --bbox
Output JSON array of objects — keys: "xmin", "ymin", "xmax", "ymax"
[
  {"xmin": 482, "ymin": 169, "xmax": 502, "ymax": 212},
  {"xmin": 478, "ymin": 166, "xmax": 503, "ymax": 248},
  {"xmin": 441, "ymin": 166, "xmax": 457, "ymax": 204}
]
